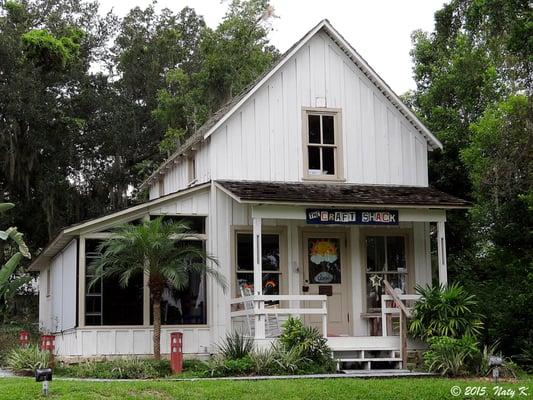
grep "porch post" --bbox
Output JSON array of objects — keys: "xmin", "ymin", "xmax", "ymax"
[
  {"xmin": 437, "ymin": 221, "xmax": 448, "ymax": 286},
  {"xmin": 252, "ymin": 217, "xmax": 265, "ymax": 339}
]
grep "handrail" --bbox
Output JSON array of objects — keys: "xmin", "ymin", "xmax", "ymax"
[
  {"xmin": 230, "ymin": 294, "xmax": 329, "ymax": 338},
  {"xmin": 230, "ymin": 294, "xmax": 327, "ymax": 304},
  {"xmin": 383, "ymin": 280, "xmax": 412, "ymax": 318},
  {"xmin": 382, "ymin": 280, "xmax": 412, "ymax": 369}
]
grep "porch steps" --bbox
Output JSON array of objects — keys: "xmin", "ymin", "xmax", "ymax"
[
  {"xmin": 333, "ymin": 349, "xmax": 402, "ymax": 371},
  {"xmin": 328, "ymin": 337, "xmax": 404, "ymax": 371}
]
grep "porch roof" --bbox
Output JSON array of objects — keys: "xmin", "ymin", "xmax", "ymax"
[{"xmin": 215, "ymin": 180, "xmax": 470, "ymax": 209}]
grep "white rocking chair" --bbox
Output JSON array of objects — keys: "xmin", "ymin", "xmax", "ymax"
[{"xmin": 239, "ymin": 285, "xmax": 281, "ymax": 338}]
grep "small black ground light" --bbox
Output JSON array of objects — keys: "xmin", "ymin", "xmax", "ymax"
[{"xmin": 35, "ymin": 368, "xmax": 53, "ymax": 396}]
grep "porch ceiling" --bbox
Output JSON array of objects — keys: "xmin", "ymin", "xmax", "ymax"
[{"xmin": 215, "ymin": 180, "xmax": 470, "ymax": 209}]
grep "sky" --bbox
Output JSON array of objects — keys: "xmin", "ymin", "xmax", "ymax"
[{"xmin": 99, "ymin": 0, "xmax": 447, "ymax": 95}]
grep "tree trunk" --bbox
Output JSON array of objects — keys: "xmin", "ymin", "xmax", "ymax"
[{"xmin": 152, "ymin": 294, "xmax": 162, "ymax": 360}]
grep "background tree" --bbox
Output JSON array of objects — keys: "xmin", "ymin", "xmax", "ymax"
[
  {"xmin": 409, "ymin": 0, "xmax": 532, "ymax": 364},
  {"xmin": 153, "ymin": 0, "xmax": 278, "ymax": 154},
  {"xmin": 91, "ymin": 217, "xmax": 226, "ymax": 359}
]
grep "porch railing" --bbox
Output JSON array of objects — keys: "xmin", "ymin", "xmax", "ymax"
[
  {"xmin": 230, "ymin": 295, "xmax": 328, "ymax": 339},
  {"xmin": 381, "ymin": 280, "xmax": 421, "ymax": 366}
]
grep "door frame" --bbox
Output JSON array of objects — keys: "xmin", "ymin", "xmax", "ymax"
[{"xmin": 299, "ymin": 227, "xmax": 352, "ymax": 336}]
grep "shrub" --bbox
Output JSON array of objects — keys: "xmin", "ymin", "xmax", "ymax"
[
  {"xmin": 56, "ymin": 358, "xmax": 171, "ymax": 379},
  {"xmin": 512, "ymin": 339, "xmax": 533, "ymax": 373},
  {"xmin": 279, "ymin": 317, "xmax": 335, "ymax": 370},
  {"xmin": 217, "ymin": 331, "xmax": 254, "ymax": 360},
  {"xmin": 271, "ymin": 344, "xmax": 308, "ymax": 375},
  {"xmin": 423, "ymin": 335, "xmax": 480, "ymax": 376},
  {"xmin": 202, "ymin": 355, "xmax": 254, "ymax": 377},
  {"xmin": 249, "ymin": 348, "xmax": 276, "ymax": 375},
  {"xmin": 409, "ymin": 283, "xmax": 483, "ymax": 340},
  {"xmin": 6, "ymin": 345, "xmax": 50, "ymax": 373}
]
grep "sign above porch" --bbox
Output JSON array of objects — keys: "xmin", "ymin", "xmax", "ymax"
[{"xmin": 306, "ymin": 209, "xmax": 399, "ymax": 225}]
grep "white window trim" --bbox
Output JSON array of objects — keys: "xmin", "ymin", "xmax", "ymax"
[{"xmin": 302, "ymin": 107, "xmax": 344, "ymax": 181}]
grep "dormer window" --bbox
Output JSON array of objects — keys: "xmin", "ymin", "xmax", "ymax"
[{"xmin": 303, "ymin": 109, "xmax": 343, "ymax": 180}]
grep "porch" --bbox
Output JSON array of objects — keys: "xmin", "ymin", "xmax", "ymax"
[
  {"xmin": 230, "ymin": 283, "xmax": 424, "ymax": 369},
  {"xmin": 219, "ymin": 180, "xmax": 457, "ymax": 369}
]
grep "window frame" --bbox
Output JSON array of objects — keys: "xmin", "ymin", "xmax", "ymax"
[
  {"xmin": 302, "ymin": 108, "xmax": 344, "ymax": 181},
  {"xmin": 361, "ymin": 230, "xmax": 413, "ymax": 314},
  {"xmin": 231, "ymin": 226, "xmax": 287, "ymax": 298}
]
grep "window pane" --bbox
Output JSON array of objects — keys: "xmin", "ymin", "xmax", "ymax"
[
  {"xmin": 308, "ymin": 115, "xmax": 321, "ymax": 143},
  {"xmin": 236, "ymin": 273, "xmax": 280, "ymax": 296},
  {"xmin": 308, "ymin": 147, "xmax": 321, "ymax": 171},
  {"xmin": 103, "ymin": 274, "xmax": 143, "ymax": 325},
  {"xmin": 237, "ymin": 234, "xmax": 253, "ymax": 270},
  {"xmin": 153, "ymin": 215, "xmax": 206, "ymax": 234},
  {"xmin": 261, "ymin": 235, "xmax": 280, "ymax": 271},
  {"xmin": 322, "ymin": 115, "xmax": 335, "ymax": 144},
  {"xmin": 308, "ymin": 238, "xmax": 341, "ymax": 284},
  {"xmin": 84, "ymin": 239, "xmax": 144, "ymax": 326},
  {"xmin": 322, "ymin": 147, "xmax": 335, "ymax": 175},
  {"xmin": 237, "ymin": 234, "xmax": 279, "ymax": 271},
  {"xmin": 386, "ymin": 273, "xmax": 407, "ymax": 294},
  {"xmin": 366, "ymin": 236, "xmax": 385, "ymax": 271},
  {"xmin": 156, "ymin": 270, "xmax": 207, "ymax": 325},
  {"xmin": 366, "ymin": 274, "xmax": 384, "ymax": 311},
  {"xmin": 386, "ymin": 236, "xmax": 406, "ymax": 271}
]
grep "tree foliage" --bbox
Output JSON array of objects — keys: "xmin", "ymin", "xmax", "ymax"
[
  {"xmin": 409, "ymin": 0, "xmax": 532, "ymax": 364},
  {"xmin": 0, "ymin": 0, "xmax": 277, "ymax": 253}
]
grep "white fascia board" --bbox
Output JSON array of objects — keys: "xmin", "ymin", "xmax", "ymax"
[
  {"xmin": 64, "ymin": 182, "xmax": 210, "ymax": 235},
  {"xmin": 321, "ymin": 21, "xmax": 442, "ymax": 150}
]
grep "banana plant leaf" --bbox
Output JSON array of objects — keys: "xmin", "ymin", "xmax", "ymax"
[
  {"xmin": 0, "ymin": 227, "xmax": 30, "ymax": 258},
  {"xmin": 0, "ymin": 252, "xmax": 23, "ymax": 297},
  {"xmin": 0, "ymin": 203, "xmax": 14, "ymax": 214}
]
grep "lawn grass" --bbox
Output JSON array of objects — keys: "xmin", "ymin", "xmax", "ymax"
[{"xmin": 0, "ymin": 376, "xmax": 531, "ymax": 400}]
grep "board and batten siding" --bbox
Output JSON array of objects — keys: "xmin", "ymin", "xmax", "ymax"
[
  {"xmin": 39, "ymin": 240, "xmax": 77, "ymax": 333},
  {"xmin": 149, "ymin": 32, "xmax": 429, "ymax": 199}
]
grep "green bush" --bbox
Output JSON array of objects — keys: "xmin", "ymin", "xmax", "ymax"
[
  {"xmin": 423, "ymin": 335, "xmax": 480, "ymax": 376},
  {"xmin": 6, "ymin": 345, "xmax": 50, "ymax": 373},
  {"xmin": 202, "ymin": 355, "xmax": 254, "ymax": 377},
  {"xmin": 409, "ymin": 283, "xmax": 483, "ymax": 340},
  {"xmin": 217, "ymin": 331, "xmax": 254, "ymax": 360},
  {"xmin": 56, "ymin": 358, "xmax": 171, "ymax": 379},
  {"xmin": 279, "ymin": 317, "xmax": 335, "ymax": 371}
]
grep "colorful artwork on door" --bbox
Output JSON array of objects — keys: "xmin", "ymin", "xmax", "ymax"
[{"xmin": 308, "ymin": 239, "xmax": 341, "ymax": 284}]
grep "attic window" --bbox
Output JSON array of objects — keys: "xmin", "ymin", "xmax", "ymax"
[{"xmin": 303, "ymin": 109, "xmax": 343, "ymax": 180}]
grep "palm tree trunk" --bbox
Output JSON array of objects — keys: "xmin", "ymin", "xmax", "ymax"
[{"xmin": 153, "ymin": 295, "xmax": 162, "ymax": 360}]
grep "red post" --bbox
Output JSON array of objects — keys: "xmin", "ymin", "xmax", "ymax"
[
  {"xmin": 19, "ymin": 331, "xmax": 30, "ymax": 347},
  {"xmin": 39, "ymin": 335, "xmax": 55, "ymax": 353},
  {"xmin": 170, "ymin": 332, "xmax": 183, "ymax": 374}
]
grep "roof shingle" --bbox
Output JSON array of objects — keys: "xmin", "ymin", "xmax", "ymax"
[{"xmin": 216, "ymin": 180, "xmax": 470, "ymax": 208}]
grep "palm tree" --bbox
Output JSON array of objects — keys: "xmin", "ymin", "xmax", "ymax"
[{"xmin": 90, "ymin": 216, "xmax": 226, "ymax": 360}]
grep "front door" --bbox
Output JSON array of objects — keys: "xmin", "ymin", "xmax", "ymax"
[{"xmin": 302, "ymin": 232, "xmax": 351, "ymax": 336}]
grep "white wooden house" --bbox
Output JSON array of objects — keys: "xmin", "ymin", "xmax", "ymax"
[{"xmin": 30, "ymin": 20, "xmax": 468, "ymax": 369}]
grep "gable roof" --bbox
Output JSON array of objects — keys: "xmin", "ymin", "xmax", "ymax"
[{"xmin": 142, "ymin": 19, "xmax": 442, "ymax": 189}]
